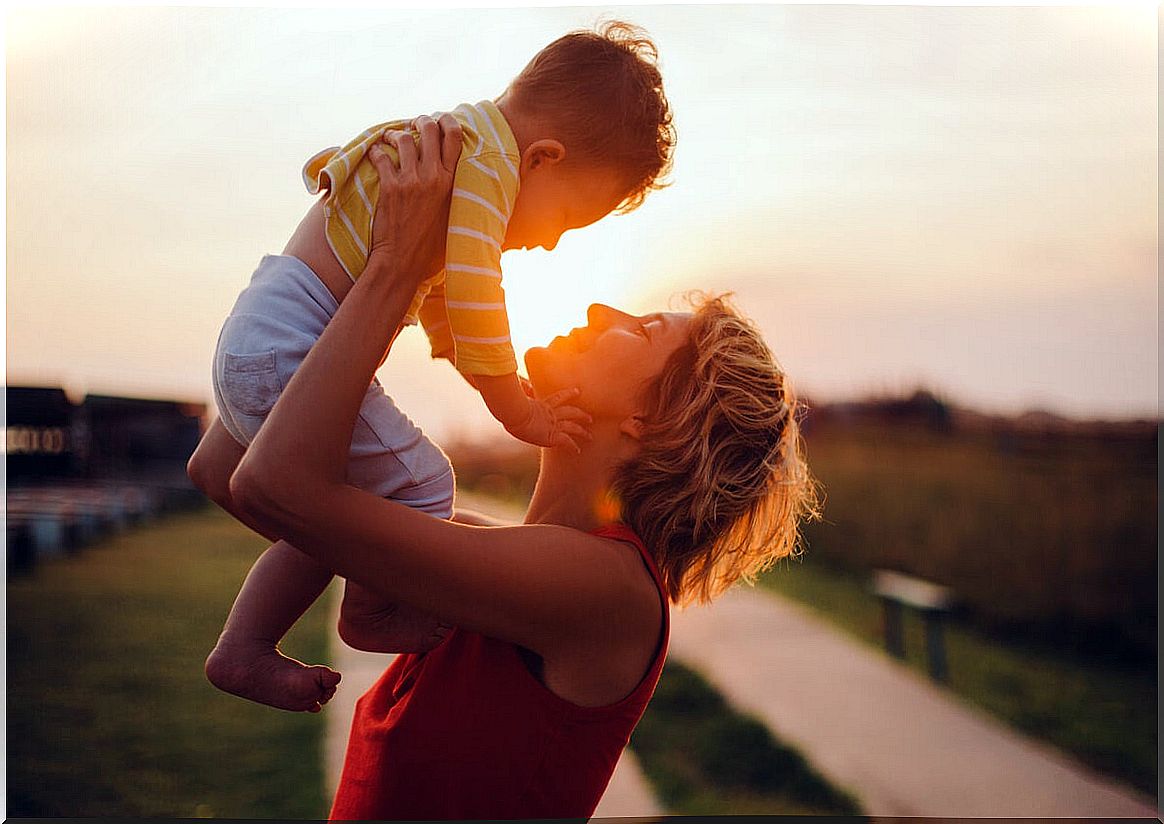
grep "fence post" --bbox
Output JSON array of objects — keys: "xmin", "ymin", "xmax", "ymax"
[
  {"xmin": 923, "ymin": 609, "xmax": 948, "ymax": 683},
  {"xmin": 880, "ymin": 597, "xmax": 905, "ymax": 659}
]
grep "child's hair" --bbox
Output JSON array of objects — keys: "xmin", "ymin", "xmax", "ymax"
[
  {"xmin": 507, "ymin": 20, "xmax": 675, "ymax": 212},
  {"xmin": 611, "ymin": 293, "xmax": 821, "ymax": 606}
]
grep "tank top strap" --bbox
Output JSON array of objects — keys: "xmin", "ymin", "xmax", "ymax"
[{"xmin": 590, "ymin": 522, "xmax": 667, "ymax": 604}]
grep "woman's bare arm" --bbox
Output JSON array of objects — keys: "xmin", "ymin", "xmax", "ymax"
[
  {"xmin": 452, "ymin": 509, "xmax": 510, "ymax": 527},
  {"xmin": 188, "ymin": 417, "xmax": 280, "ymax": 542},
  {"xmin": 229, "ymin": 116, "xmax": 635, "ymax": 657}
]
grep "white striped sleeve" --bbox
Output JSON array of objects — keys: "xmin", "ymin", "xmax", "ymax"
[
  {"xmin": 444, "ymin": 300, "xmax": 507, "ymax": 310},
  {"xmin": 336, "ymin": 206, "xmax": 367, "ymax": 257},
  {"xmin": 416, "ymin": 279, "xmax": 455, "ymax": 362},
  {"xmin": 445, "ymin": 263, "xmax": 502, "ymax": 279},
  {"xmin": 452, "ymin": 188, "xmax": 508, "ymax": 224},
  {"xmin": 449, "ymin": 225, "xmax": 501, "ymax": 250},
  {"xmin": 473, "ymin": 102, "xmax": 519, "ymax": 178},
  {"xmin": 452, "ymin": 333, "xmax": 512, "ymax": 345},
  {"xmin": 443, "ymin": 149, "xmax": 520, "ymax": 376}
]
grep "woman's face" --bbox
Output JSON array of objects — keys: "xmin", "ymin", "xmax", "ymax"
[{"xmin": 525, "ymin": 304, "xmax": 692, "ymax": 421}]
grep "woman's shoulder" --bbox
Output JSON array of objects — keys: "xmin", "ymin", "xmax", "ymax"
[
  {"xmin": 590, "ymin": 524, "xmax": 663, "ymax": 593},
  {"xmin": 534, "ymin": 524, "xmax": 667, "ymax": 707},
  {"xmin": 582, "ymin": 524, "xmax": 667, "ymax": 646},
  {"xmin": 516, "ymin": 521, "xmax": 662, "ymax": 633}
]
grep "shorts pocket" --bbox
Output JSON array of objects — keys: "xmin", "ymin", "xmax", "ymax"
[{"xmin": 221, "ymin": 350, "xmax": 282, "ymax": 417}]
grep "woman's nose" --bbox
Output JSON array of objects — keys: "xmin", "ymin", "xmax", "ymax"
[
  {"xmin": 586, "ymin": 304, "xmax": 611, "ymax": 327},
  {"xmin": 586, "ymin": 303, "xmax": 630, "ymax": 329}
]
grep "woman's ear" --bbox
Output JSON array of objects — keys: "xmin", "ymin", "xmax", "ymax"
[
  {"xmin": 521, "ymin": 139, "xmax": 566, "ymax": 174},
  {"xmin": 619, "ymin": 415, "xmax": 646, "ymax": 441}
]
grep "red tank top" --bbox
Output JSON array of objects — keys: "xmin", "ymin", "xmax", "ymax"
[{"xmin": 328, "ymin": 523, "xmax": 669, "ymax": 820}]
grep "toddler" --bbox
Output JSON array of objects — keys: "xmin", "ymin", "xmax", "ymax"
[{"xmin": 203, "ymin": 21, "xmax": 675, "ymax": 712}]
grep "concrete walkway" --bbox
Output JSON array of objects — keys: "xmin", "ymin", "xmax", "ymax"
[{"xmin": 669, "ymin": 586, "xmax": 1159, "ymax": 818}]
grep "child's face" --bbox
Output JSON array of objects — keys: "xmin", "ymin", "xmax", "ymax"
[{"xmin": 503, "ymin": 157, "xmax": 627, "ymax": 253}]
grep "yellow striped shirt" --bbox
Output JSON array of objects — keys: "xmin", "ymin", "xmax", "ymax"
[{"xmin": 302, "ymin": 100, "xmax": 521, "ymax": 376}]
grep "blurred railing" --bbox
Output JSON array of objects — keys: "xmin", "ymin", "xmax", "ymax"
[{"xmin": 6, "ymin": 480, "xmax": 206, "ymax": 574}]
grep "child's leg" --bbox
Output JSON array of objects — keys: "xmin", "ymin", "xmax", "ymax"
[
  {"xmin": 337, "ymin": 581, "xmax": 451, "ymax": 653},
  {"xmin": 206, "ymin": 256, "xmax": 348, "ymax": 711},
  {"xmin": 189, "ymin": 416, "xmax": 342, "ymax": 711},
  {"xmin": 335, "ymin": 380, "xmax": 458, "ymax": 653},
  {"xmin": 205, "ymin": 541, "xmax": 342, "ymax": 713}
]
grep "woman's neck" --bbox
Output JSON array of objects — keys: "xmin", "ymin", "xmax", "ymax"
[{"xmin": 524, "ymin": 441, "xmax": 621, "ymax": 533}]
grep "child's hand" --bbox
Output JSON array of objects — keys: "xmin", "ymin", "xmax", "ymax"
[{"xmin": 504, "ymin": 388, "xmax": 592, "ymax": 454}]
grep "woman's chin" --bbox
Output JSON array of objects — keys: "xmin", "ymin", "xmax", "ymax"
[
  {"xmin": 524, "ymin": 344, "xmax": 566, "ymax": 398},
  {"xmin": 523, "ymin": 345, "xmax": 550, "ymax": 391}
]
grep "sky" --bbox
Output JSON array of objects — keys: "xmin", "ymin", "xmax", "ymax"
[{"xmin": 5, "ymin": 4, "xmax": 1159, "ymax": 442}]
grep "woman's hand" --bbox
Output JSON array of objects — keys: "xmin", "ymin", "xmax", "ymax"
[{"xmin": 366, "ymin": 113, "xmax": 462, "ymax": 289}]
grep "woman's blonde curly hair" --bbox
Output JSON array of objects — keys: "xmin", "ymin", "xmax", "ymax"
[{"xmin": 612, "ymin": 293, "xmax": 821, "ymax": 605}]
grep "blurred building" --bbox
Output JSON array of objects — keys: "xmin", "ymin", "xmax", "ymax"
[
  {"xmin": 6, "ymin": 386, "xmax": 77, "ymax": 481},
  {"xmin": 6, "ymin": 386, "xmax": 205, "ymax": 486}
]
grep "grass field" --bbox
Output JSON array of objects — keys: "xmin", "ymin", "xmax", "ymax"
[
  {"xmin": 795, "ymin": 418, "xmax": 1157, "ymax": 661},
  {"xmin": 631, "ymin": 660, "xmax": 862, "ymax": 815},
  {"xmin": 7, "ymin": 507, "xmax": 334, "ymax": 818}
]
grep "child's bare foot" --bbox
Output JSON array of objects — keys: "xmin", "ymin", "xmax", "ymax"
[
  {"xmin": 205, "ymin": 636, "xmax": 341, "ymax": 713},
  {"xmin": 339, "ymin": 591, "xmax": 452, "ymax": 654}
]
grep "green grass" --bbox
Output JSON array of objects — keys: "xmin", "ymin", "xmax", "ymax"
[
  {"xmin": 797, "ymin": 420, "xmax": 1156, "ymax": 661},
  {"xmin": 7, "ymin": 507, "xmax": 334, "ymax": 818},
  {"xmin": 760, "ymin": 557, "xmax": 1158, "ymax": 798},
  {"xmin": 630, "ymin": 660, "xmax": 863, "ymax": 815}
]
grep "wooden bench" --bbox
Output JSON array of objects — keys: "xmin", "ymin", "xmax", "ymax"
[{"xmin": 871, "ymin": 569, "xmax": 954, "ymax": 683}]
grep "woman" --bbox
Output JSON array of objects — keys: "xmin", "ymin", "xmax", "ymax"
[{"xmin": 197, "ymin": 116, "xmax": 817, "ymax": 819}]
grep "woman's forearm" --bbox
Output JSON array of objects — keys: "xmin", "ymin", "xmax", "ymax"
[
  {"xmin": 188, "ymin": 417, "xmax": 282, "ymax": 541},
  {"xmin": 242, "ymin": 254, "xmax": 412, "ymax": 482}
]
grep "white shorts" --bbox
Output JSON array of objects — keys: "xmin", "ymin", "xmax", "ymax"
[{"xmin": 212, "ymin": 255, "xmax": 454, "ymax": 519}]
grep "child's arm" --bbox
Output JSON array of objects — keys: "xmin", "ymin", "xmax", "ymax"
[
  {"xmin": 440, "ymin": 139, "xmax": 518, "ymax": 378},
  {"xmin": 426, "ymin": 130, "xmax": 589, "ymax": 448},
  {"xmin": 474, "ymin": 372, "xmax": 591, "ymax": 453},
  {"xmin": 416, "ymin": 283, "xmax": 486, "ymax": 397}
]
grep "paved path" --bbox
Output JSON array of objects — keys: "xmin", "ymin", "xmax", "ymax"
[
  {"xmin": 669, "ymin": 586, "xmax": 1159, "ymax": 818},
  {"xmin": 322, "ymin": 491, "xmax": 664, "ymax": 817}
]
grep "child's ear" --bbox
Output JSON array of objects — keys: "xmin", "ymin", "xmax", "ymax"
[{"xmin": 521, "ymin": 139, "xmax": 566, "ymax": 173}]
